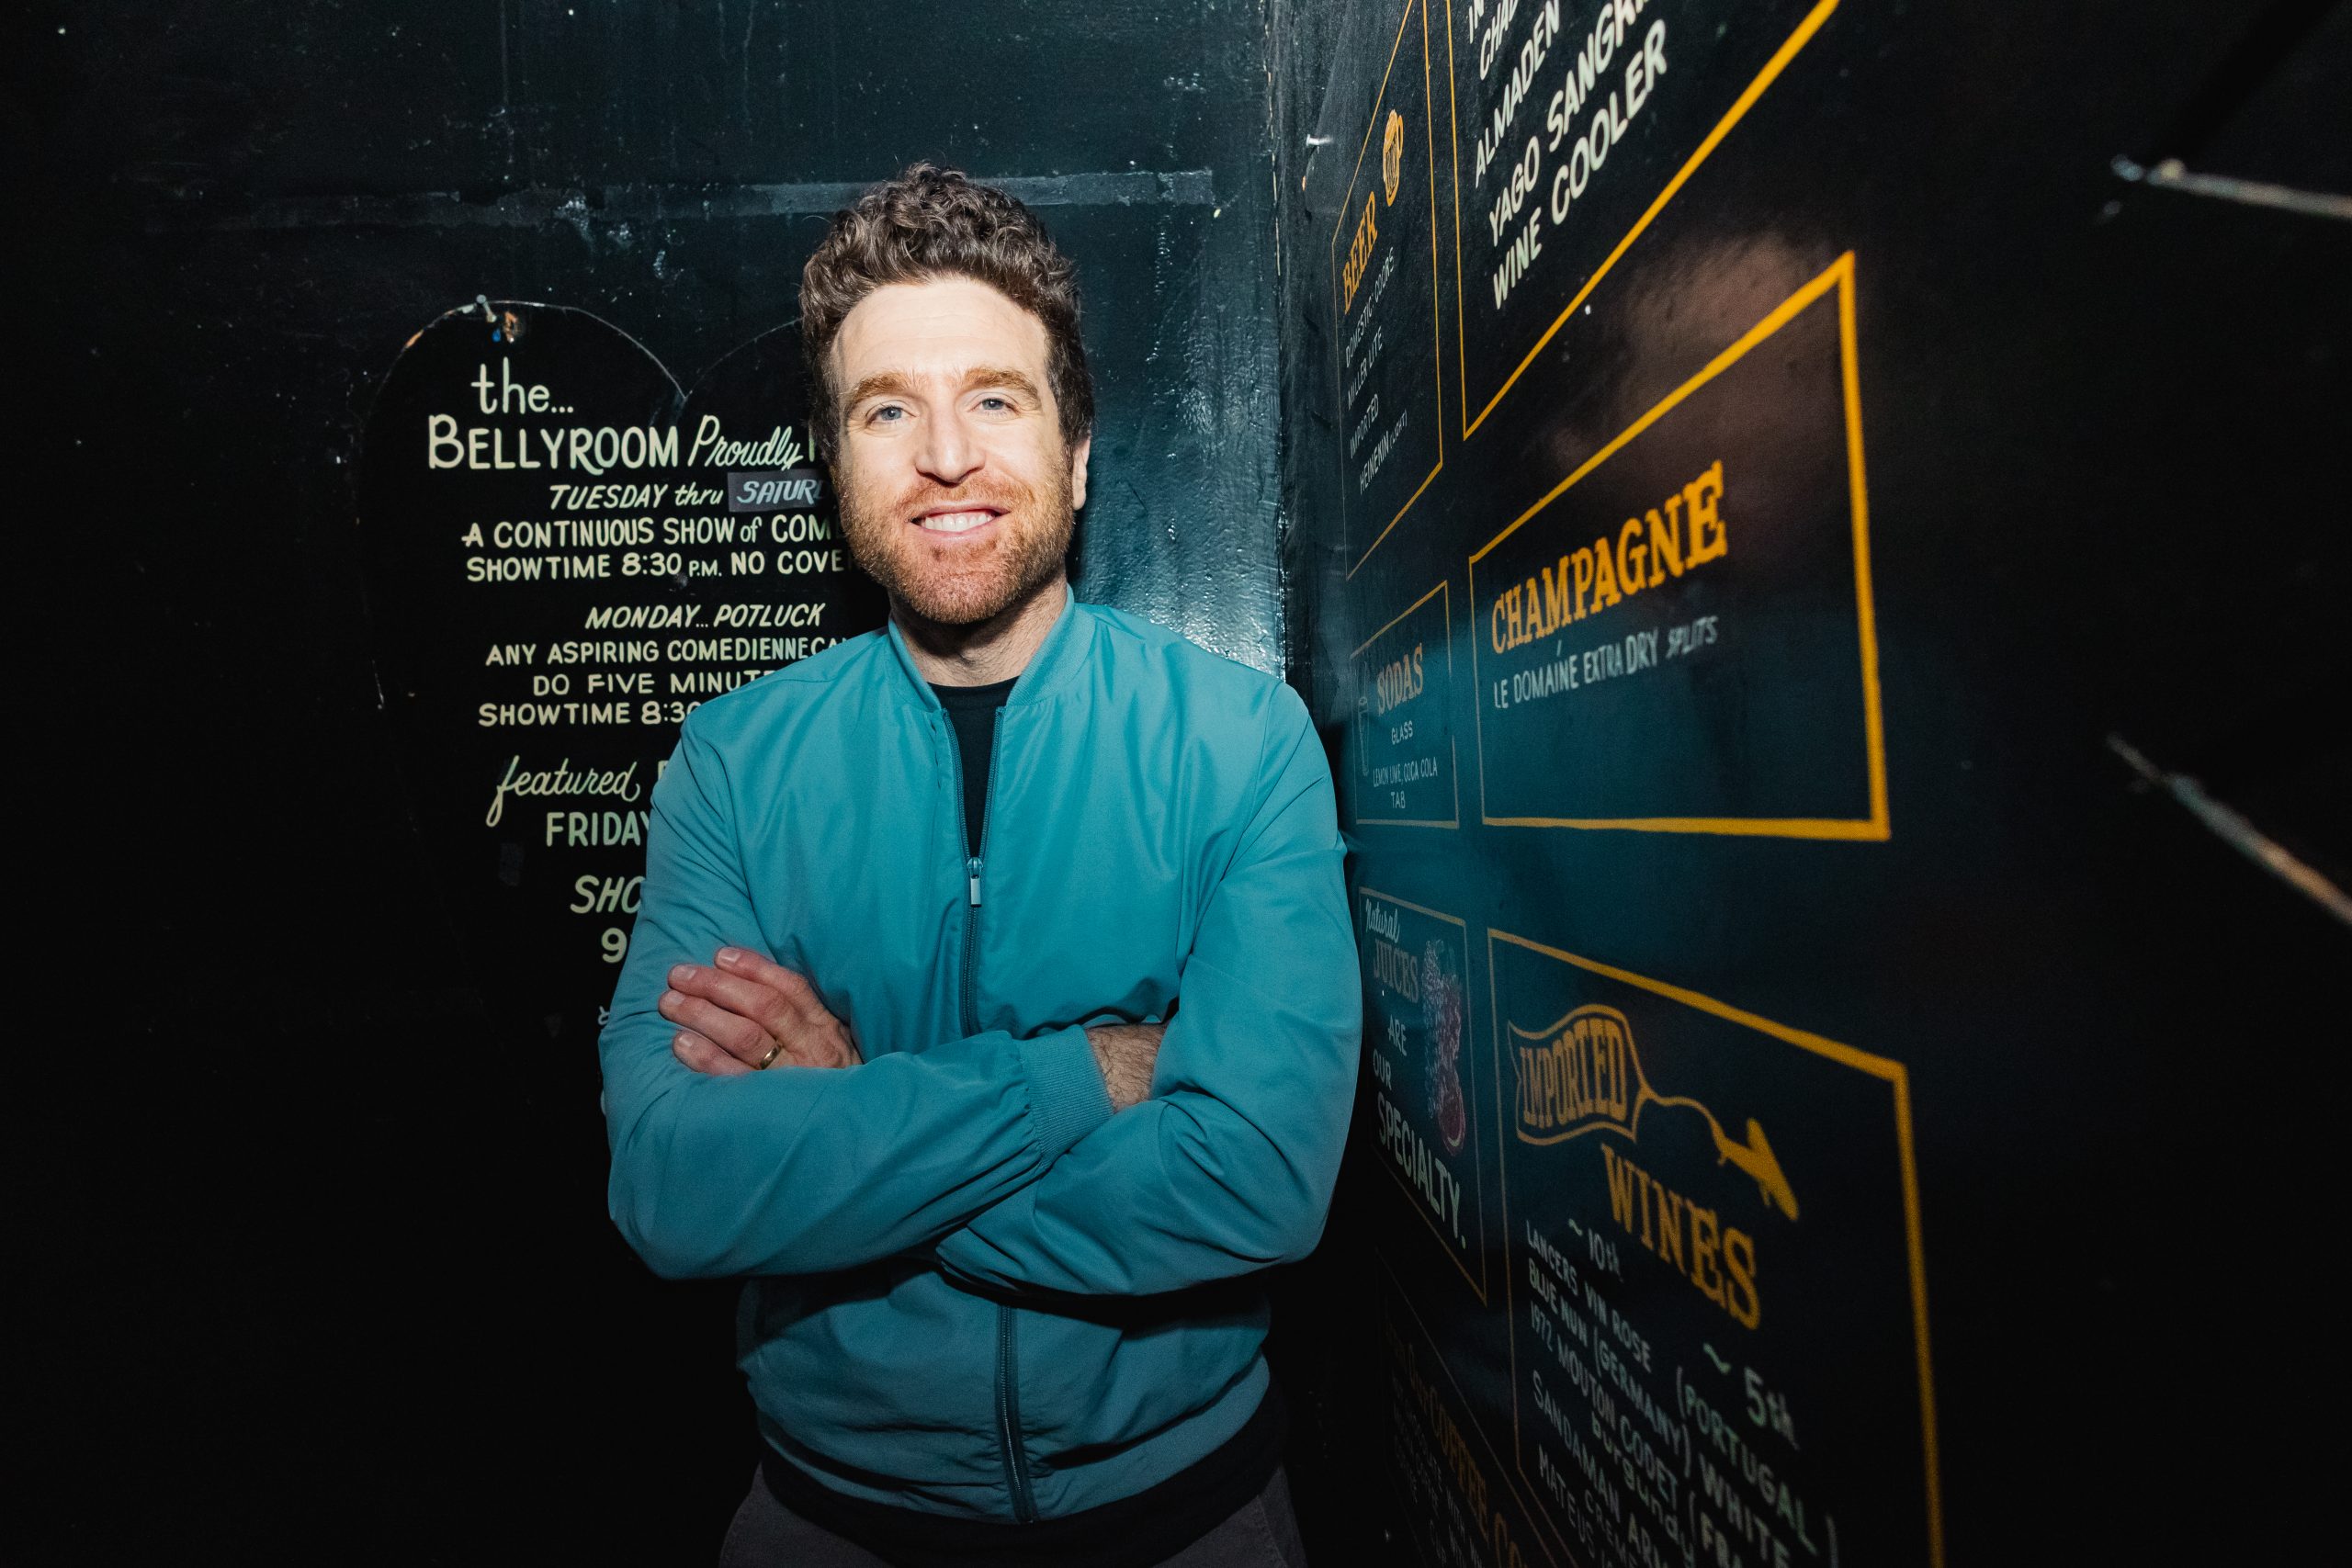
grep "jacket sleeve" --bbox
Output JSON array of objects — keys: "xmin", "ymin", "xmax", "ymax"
[
  {"xmin": 599, "ymin": 719, "xmax": 1114, "ymax": 1280},
  {"xmin": 931, "ymin": 686, "xmax": 1361, "ymax": 1296}
]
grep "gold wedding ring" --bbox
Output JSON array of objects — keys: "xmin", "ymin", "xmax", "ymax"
[{"xmin": 755, "ymin": 1042, "xmax": 784, "ymax": 1070}]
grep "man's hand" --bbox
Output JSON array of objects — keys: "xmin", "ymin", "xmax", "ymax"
[
  {"xmin": 1086, "ymin": 1022, "xmax": 1165, "ymax": 1111},
  {"xmin": 661, "ymin": 947, "xmax": 861, "ymax": 1075},
  {"xmin": 664, "ymin": 951, "xmax": 1159, "ymax": 1106}
]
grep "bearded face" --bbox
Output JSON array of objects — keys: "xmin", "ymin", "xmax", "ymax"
[
  {"xmin": 826, "ymin": 276, "xmax": 1089, "ymax": 630},
  {"xmin": 837, "ymin": 431, "xmax": 1076, "ymax": 626}
]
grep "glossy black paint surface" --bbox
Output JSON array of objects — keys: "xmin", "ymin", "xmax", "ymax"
[
  {"xmin": 17, "ymin": 4, "xmax": 1285, "ymax": 1560},
  {"xmin": 1271, "ymin": 2, "xmax": 2348, "ymax": 1564},
  {"xmin": 14, "ymin": 0, "xmax": 2346, "ymax": 1560}
]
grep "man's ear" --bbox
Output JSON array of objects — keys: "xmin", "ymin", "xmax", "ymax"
[{"xmin": 1069, "ymin": 431, "xmax": 1092, "ymax": 512}]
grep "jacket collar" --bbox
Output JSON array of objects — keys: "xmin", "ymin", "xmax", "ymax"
[{"xmin": 882, "ymin": 581, "xmax": 1094, "ymax": 712}]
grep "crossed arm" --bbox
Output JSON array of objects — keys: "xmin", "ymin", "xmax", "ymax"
[
  {"xmin": 661, "ymin": 950, "xmax": 1164, "ymax": 1111},
  {"xmin": 600, "ymin": 726, "xmax": 1129, "ymax": 1280},
  {"xmin": 604, "ymin": 696, "xmax": 1358, "ymax": 1293}
]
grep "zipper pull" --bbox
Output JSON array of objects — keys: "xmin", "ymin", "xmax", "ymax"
[{"xmin": 967, "ymin": 856, "xmax": 984, "ymax": 907}]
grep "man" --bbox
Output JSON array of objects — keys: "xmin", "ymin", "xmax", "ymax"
[{"xmin": 597, "ymin": 164, "xmax": 1359, "ymax": 1567}]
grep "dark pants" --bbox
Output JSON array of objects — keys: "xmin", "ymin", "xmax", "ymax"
[{"xmin": 718, "ymin": 1466, "xmax": 1310, "ymax": 1568}]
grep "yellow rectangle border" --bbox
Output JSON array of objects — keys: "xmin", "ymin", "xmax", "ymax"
[
  {"xmin": 1331, "ymin": 0, "xmax": 1450, "ymax": 580},
  {"xmin": 1350, "ymin": 580, "xmax": 1463, "ymax": 829},
  {"xmin": 1445, "ymin": 0, "xmax": 1844, "ymax": 439},
  {"xmin": 1465, "ymin": 252, "xmax": 1889, "ymax": 839},
  {"xmin": 1358, "ymin": 886, "xmax": 1488, "ymax": 1302},
  {"xmin": 1486, "ymin": 927, "xmax": 1944, "ymax": 1568}
]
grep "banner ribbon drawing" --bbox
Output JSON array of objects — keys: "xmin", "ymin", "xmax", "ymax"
[{"xmin": 1509, "ymin": 1004, "xmax": 1798, "ymax": 1220}]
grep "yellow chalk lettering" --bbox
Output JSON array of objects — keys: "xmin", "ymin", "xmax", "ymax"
[
  {"xmin": 1684, "ymin": 458, "xmax": 1727, "ymax": 565},
  {"xmin": 1616, "ymin": 517, "xmax": 1647, "ymax": 598}
]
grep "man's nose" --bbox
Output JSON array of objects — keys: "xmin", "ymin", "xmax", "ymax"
[{"xmin": 915, "ymin": 408, "xmax": 983, "ymax": 488}]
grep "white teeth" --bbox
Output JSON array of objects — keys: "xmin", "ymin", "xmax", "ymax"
[{"xmin": 918, "ymin": 511, "xmax": 995, "ymax": 534}]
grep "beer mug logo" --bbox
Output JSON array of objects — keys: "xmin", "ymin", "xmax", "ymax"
[{"xmin": 1382, "ymin": 108, "xmax": 1405, "ymax": 206}]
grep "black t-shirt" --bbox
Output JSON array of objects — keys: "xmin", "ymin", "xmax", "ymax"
[{"xmin": 932, "ymin": 677, "xmax": 1018, "ymax": 853}]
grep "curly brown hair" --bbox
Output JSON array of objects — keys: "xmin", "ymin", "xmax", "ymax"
[{"xmin": 799, "ymin": 164, "xmax": 1095, "ymax": 465}]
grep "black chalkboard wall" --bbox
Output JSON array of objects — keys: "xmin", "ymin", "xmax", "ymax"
[
  {"xmin": 1268, "ymin": 2, "xmax": 2349, "ymax": 1566},
  {"xmin": 18, "ymin": 4, "xmax": 1286, "ymax": 1562},
  {"xmin": 15, "ymin": 1, "xmax": 2348, "ymax": 1563}
]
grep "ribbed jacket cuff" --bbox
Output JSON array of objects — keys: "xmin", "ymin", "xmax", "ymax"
[{"xmin": 1019, "ymin": 1026, "xmax": 1115, "ymax": 1159}]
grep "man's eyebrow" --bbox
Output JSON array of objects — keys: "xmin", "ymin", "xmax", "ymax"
[
  {"xmin": 962, "ymin": 366, "xmax": 1045, "ymax": 401},
  {"xmin": 842, "ymin": 367, "xmax": 1046, "ymax": 408},
  {"xmin": 843, "ymin": 370, "xmax": 918, "ymax": 408}
]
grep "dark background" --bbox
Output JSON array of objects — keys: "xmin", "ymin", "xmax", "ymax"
[
  {"xmin": 12, "ymin": 1, "xmax": 2350, "ymax": 1564},
  {"xmin": 14, "ymin": 2, "xmax": 1315, "ymax": 1562}
]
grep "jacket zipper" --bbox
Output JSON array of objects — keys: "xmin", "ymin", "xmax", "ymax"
[
  {"xmin": 997, "ymin": 1305, "xmax": 1036, "ymax": 1521},
  {"xmin": 945, "ymin": 704, "xmax": 1038, "ymax": 1524}
]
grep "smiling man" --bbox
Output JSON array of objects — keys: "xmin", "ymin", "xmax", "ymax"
[{"xmin": 596, "ymin": 165, "xmax": 1358, "ymax": 1567}]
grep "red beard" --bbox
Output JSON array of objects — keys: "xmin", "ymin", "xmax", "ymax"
[{"xmin": 837, "ymin": 463, "xmax": 1075, "ymax": 627}]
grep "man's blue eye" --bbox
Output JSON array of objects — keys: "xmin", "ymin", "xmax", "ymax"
[{"xmin": 871, "ymin": 405, "xmax": 906, "ymax": 422}]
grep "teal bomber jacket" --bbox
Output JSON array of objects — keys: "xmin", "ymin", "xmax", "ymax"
[{"xmin": 598, "ymin": 590, "xmax": 1361, "ymax": 1521}]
